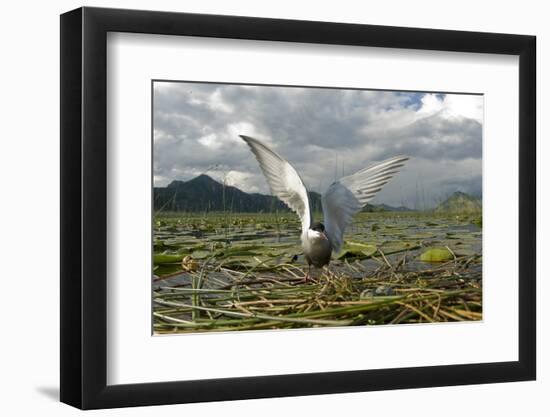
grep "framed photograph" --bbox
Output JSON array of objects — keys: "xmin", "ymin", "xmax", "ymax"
[{"xmin": 60, "ymin": 6, "xmax": 536, "ymax": 409}]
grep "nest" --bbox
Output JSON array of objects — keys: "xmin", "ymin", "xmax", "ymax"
[{"xmin": 153, "ymin": 251, "xmax": 482, "ymax": 334}]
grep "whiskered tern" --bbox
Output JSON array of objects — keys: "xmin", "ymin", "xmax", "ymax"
[{"xmin": 240, "ymin": 135, "xmax": 408, "ymax": 278}]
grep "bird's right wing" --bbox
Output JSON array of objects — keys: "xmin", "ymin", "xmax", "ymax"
[
  {"xmin": 240, "ymin": 135, "xmax": 312, "ymax": 236},
  {"xmin": 322, "ymin": 155, "xmax": 408, "ymax": 253}
]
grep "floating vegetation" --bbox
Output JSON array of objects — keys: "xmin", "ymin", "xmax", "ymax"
[
  {"xmin": 420, "ymin": 247, "xmax": 454, "ymax": 263},
  {"xmin": 152, "ymin": 211, "xmax": 482, "ymax": 333}
]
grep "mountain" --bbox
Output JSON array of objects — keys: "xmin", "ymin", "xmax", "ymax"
[
  {"xmin": 154, "ymin": 174, "xmax": 323, "ymax": 213},
  {"xmin": 154, "ymin": 175, "xmax": 414, "ymax": 213},
  {"xmin": 435, "ymin": 191, "xmax": 482, "ymax": 213}
]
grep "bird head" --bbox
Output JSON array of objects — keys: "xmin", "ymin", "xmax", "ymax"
[{"xmin": 308, "ymin": 222, "xmax": 328, "ymax": 241}]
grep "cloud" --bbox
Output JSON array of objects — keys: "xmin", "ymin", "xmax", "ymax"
[
  {"xmin": 417, "ymin": 93, "xmax": 483, "ymax": 123},
  {"xmin": 362, "ymin": 111, "xmax": 482, "ymax": 161},
  {"xmin": 153, "ymin": 81, "xmax": 482, "ymax": 208}
]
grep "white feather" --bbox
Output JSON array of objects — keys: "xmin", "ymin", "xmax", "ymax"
[
  {"xmin": 321, "ymin": 155, "xmax": 409, "ymax": 253},
  {"xmin": 240, "ymin": 135, "xmax": 312, "ymax": 239}
]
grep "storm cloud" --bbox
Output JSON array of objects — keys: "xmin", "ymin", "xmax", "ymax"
[{"xmin": 153, "ymin": 81, "xmax": 483, "ymax": 209}]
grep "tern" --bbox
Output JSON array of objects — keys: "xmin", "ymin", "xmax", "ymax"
[{"xmin": 240, "ymin": 135, "xmax": 408, "ymax": 279}]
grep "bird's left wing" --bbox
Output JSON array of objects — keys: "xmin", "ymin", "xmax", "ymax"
[
  {"xmin": 240, "ymin": 135, "xmax": 312, "ymax": 236},
  {"xmin": 322, "ymin": 155, "xmax": 409, "ymax": 253}
]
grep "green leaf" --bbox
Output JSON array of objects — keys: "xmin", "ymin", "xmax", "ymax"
[
  {"xmin": 337, "ymin": 242, "xmax": 377, "ymax": 259},
  {"xmin": 153, "ymin": 254, "xmax": 183, "ymax": 265},
  {"xmin": 419, "ymin": 247, "xmax": 453, "ymax": 263}
]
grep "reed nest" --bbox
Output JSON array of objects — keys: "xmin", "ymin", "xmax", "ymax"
[{"xmin": 153, "ymin": 251, "xmax": 482, "ymax": 334}]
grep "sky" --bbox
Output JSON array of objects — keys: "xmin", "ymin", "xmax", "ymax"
[{"xmin": 153, "ymin": 81, "xmax": 483, "ymax": 209}]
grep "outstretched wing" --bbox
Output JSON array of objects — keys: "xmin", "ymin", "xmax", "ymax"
[
  {"xmin": 240, "ymin": 135, "xmax": 312, "ymax": 236},
  {"xmin": 322, "ymin": 155, "xmax": 409, "ymax": 253}
]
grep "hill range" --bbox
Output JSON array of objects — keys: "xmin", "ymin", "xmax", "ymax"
[{"xmin": 154, "ymin": 174, "xmax": 478, "ymax": 213}]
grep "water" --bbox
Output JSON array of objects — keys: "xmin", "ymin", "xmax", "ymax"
[{"xmin": 153, "ymin": 211, "xmax": 482, "ymax": 288}]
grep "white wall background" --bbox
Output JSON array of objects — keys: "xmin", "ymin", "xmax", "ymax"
[{"xmin": 0, "ymin": 0, "xmax": 545, "ymax": 415}]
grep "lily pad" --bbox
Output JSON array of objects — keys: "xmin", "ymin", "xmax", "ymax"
[
  {"xmin": 337, "ymin": 241, "xmax": 377, "ymax": 259},
  {"xmin": 445, "ymin": 232, "xmax": 477, "ymax": 240},
  {"xmin": 153, "ymin": 254, "xmax": 183, "ymax": 264},
  {"xmin": 380, "ymin": 240, "xmax": 420, "ymax": 253},
  {"xmin": 403, "ymin": 232, "xmax": 437, "ymax": 240},
  {"xmin": 420, "ymin": 247, "xmax": 454, "ymax": 263}
]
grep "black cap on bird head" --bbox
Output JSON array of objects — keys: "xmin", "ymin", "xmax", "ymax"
[{"xmin": 310, "ymin": 222, "xmax": 325, "ymax": 232}]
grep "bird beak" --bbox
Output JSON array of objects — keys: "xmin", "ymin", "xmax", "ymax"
[{"xmin": 320, "ymin": 232, "xmax": 328, "ymax": 241}]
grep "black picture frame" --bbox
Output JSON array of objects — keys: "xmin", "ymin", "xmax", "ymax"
[{"xmin": 60, "ymin": 6, "xmax": 536, "ymax": 410}]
